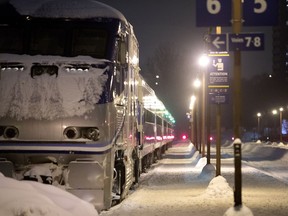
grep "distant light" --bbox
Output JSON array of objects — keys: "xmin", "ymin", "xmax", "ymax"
[
  {"xmin": 198, "ymin": 54, "xmax": 209, "ymax": 67},
  {"xmin": 189, "ymin": 95, "xmax": 196, "ymax": 110},
  {"xmin": 193, "ymin": 78, "xmax": 201, "ymax": 88},
  {"xmin": 272, "ymin": 109, "xmax": 278, "ymax": 115},
  {"xmin": 257, "ymin": 112, "xmax": 261, "ymax": 118},
  {"xmin": 182, "ymin": 135, "xmax": 187, "ymax": 140},
  {"xmin": 268, "ymin": 74, "xmax": 272, "ymax": 78},
  {"xmin": 279, "ymin": 107, "xmax": 284, "ymax": 112},
  {"xmin": 210, "ymin": 136, "xmax": 213, "ymax": 141},
  {"xmin": 156, "ymin": 75, "xmax": 159, "ymax": 79}
]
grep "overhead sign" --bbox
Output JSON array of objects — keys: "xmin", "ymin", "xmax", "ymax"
[
  {"xmin": 208, "ymin": 53, "xmax": 230, "ymax": 104},
  {"xmin": 196, "ymin": 0, "xmax": 279, "ymax": 27},
  {"xmin": 209, "ymin": 33, "xmax": 265, "ymax": 52},
  {"xmin": 229, "ymin": 33, "xmax": 265, "ymax": 51},
  {"xmin": 196, "ymin": 0, "xmax": 231, "ymax": 27},
  {"xmin": 243, "ymin": 0, "xmax": 279, "ymax": 26}
]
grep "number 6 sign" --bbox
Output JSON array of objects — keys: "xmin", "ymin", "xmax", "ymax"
[{"xmin": 196, "ymin": 0, "xmax": 278, "ymax": 27}]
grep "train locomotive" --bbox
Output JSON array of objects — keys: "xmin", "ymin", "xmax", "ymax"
[{"xmin": 0, "ymin": 0, "xmax": 175, "ymax": 211}]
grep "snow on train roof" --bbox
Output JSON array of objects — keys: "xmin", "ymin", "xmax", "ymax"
[{"xmin": 10, "ymin": 0, "xmax": 127, "ymax": 22}]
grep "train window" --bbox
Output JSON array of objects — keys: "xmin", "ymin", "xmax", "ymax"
[
  {"xmin": 144, "ymin": 110, "xmax": 155, "ymax": 123},
  {"xmin": 0, "ymin": 26, "xmax": 23, "ymax": 53},
  {"xmin": 156, "ymin": 116, "xmax": 162, "ymax": 125},
  {"xmin": 30, "ymin": 27, "xmax": 65, "ymax": 55},
  {"xmin": 72, "ymin": 28, "xmax": 108, "ymax": 59}
]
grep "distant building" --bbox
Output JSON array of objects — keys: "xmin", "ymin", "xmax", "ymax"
[{"xmin": 272, "ymin": 0, "xmax": 288, "ymax": 78}]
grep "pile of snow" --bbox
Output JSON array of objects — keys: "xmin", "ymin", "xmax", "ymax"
[
  {"xmin": 0, "ymin": 173, "xmax": 98, "ymax": 216},
  {"xmin": 224, "ymin": 205, "xmax": 254, "ymax": 216},
  {"xmin": 204, "ymin": 175, "xmax": 233, "ymax": 198},
  {"xmin": 10, "ymin": 0, "xmax": 127, "ymax": 21}
]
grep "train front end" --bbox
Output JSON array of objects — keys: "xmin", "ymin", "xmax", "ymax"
[{"xmin": 0, "ymin": 0, "xmax": 128, "ymax": 210}]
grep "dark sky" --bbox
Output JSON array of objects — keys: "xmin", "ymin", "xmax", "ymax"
[
  {"xmin": 98, "ymin": 0, "xmax": 273, "ymax": 77},
  {"xmin": 97, "ymin": 0, "xmax": 274, "ymax": 136}
]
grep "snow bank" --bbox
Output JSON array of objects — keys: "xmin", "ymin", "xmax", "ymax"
[
  {"xmin": 205, "ymin": 175, "xmax": 233, "ymax": 198},
  {"xmin": 224, "ymin": 205, "xmax": 254, "ymax": 216},
  {"xmin": 0, "ymin": 173, "xmax": 99, "ymax": 216},
  {"xmin": 10, "ymin": 0, "xmax": 127, "ymax": 22}
]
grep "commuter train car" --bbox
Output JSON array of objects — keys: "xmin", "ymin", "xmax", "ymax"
[{"xmin": 0, "ymin": 0, "xmax": 175, "ymax": 211}]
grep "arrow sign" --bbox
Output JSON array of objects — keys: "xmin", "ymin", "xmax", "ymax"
[
  {"xmin": 210, "ymin": 34, "xmax": 228, "ymax": 51},
  {"xmin": 209, "ymin": 33, "xmax": 265, "ymax": 52},
  {"xmin": 213, "ymin": 36, "xmax": 225, "ymax": 49}
]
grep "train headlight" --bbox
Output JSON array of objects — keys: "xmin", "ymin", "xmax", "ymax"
[
  {"xmin": 64, "ymin": 127, "xmax": 81, "ymax": 139},
  {"xmin": 3, "ymin": 126, "xmax": 19, "ymax": 139},
  {"xmin": 84, "ymin": 127, "xmax": 100, "ymax": 141}
]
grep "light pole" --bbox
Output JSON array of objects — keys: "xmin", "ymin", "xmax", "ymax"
[
  {"xmin": 279, "ymin": 107, "xmax": 283, "ymax": 142},
  {"xmin": 198, "ymin": 54, "xmax": 209, "ymax": 157},
  {"xmin": 189, "ymin": 95, "xmax": 196, "ymax": 145},
  {"xmin": 272, "ymin": 109, "xmax": 278, "ymax": 141},
  {"xmin": 193, "ymin": 78, "xmax": 201, "ymax": 151},
  {"xmin": 257, "ymin": 112, "xmax": 261, "ymax": 139}
]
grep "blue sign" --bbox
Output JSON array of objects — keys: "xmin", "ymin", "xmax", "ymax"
[
  {"xmin": 229, "ymin": 33, "xmax": 265, "ymax": 51},
  {"xmin": 196, "ymin": 0, "xmax": 278, "ymax": 27},
  {"xmin": 196, "ymin": 0, "xmax": 231, "ymax": 27},
  {"xmin": 208, "ymin": 53, "xmax": 230, "ymax": 104},
  {"xmin": 208, "ymin": 55, "xmax": 230, "ymax": 85},
  {"xmin": 209, "ymin": 92, "xmax": 229, "ymax": 104},
  {"xmin": 209, "ymin": 34, "xmax": 228, "ymax": 52},
  {"xmin": 243, "ymin": 0, "xmax": 279, "ymax": 26},
  {"xmin": 209, "ymin": 33, "xmax": 265, "ymax": 52}
]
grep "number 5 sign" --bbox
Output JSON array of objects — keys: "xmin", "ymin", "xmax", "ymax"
[{"xmin": 196, "ymin": 0, "xmax": 279, "ymax": 27}]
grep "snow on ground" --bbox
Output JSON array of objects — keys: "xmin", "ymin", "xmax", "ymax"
[
  {"xmin": 99, "ymin": 140, "xmax": 288, "ymax": 216},
  {"xmin": 1, "ymin": 140, "xmax": 288, "ymax": 216},
  {"xmin": 0, "ymin": 172, "xmax": 99, "ymax": 216}
]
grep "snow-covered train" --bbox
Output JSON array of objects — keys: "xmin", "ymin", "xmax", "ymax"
[{"xmin": 0, "ymin": 0, "xmax": 175, "ymax": 211}]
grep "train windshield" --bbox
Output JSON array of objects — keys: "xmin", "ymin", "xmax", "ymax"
[{"xmin": 0, "ymin": 19, "xmax": 116, "ymax": 60}]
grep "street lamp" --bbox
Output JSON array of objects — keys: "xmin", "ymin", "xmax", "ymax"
[
  {"xmin": 272, "ymin": 109, "xmax": 278, "ymax": 141},
  {"xmin": 257, "ymin": 112, "xmax": 261, "ymax": 138},
  {"xmin": 193, "ymin": 78, "xmax": 201, "ymax": 89},
  {"xmin": 198, "ymin": 54, "xmax": 209, "ymax": 157},
  {"xmin": 279, "ymin": 107, "xmax": 283, "ymax": 142},
  {"xmin": 189, "ymin": 95, "xmax": 196, "ymax": 145},
  {"xmin": 193, "ymin": 78, "xmax": 201, "ymax": 151}
]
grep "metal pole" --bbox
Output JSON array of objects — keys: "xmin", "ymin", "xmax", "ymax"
[
  {"xmin": 195, "ymin": 106, "xmax": 198, "ymax": 151},
  {"xmin": 201, "ymin": 69, "xmax": 206, "ymax": 157},
  {"xmin": 216, "ymin": 104, "xmax": 221, "ymax": 176},
  {"xmin": 234, "ymin": 141, "xmax": 242, "ymax": 206},
  {"xmin": 232, "ymin": 0, "xmax": 242, "ymax": 207},
  {"xmin": 232, "ymin": 0, "xmax": 242, "ymax": 139},
  {"xmin": 191, "ymin": 109, "xmax": 194, "ymax": 144},
  {"xmin": 280, "ymin": 110, "xmax": 283, "ymax": 142},
  {"xmin": 207, "ymin": 102, "xmax": 211, "ymax": 164}
]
